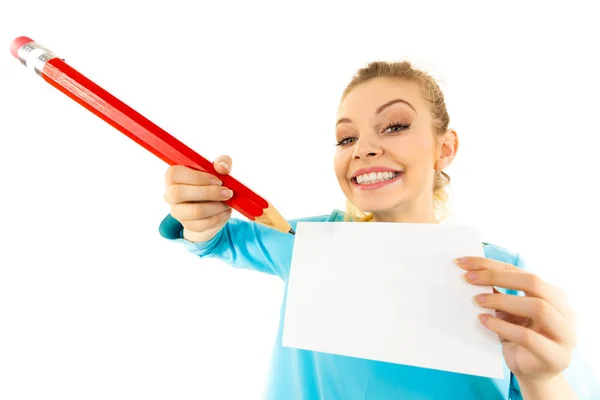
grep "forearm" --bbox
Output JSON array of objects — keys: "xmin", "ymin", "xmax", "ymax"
[{"xmin": 518, "ymin": 374, "xmax": 577, "ymax": 400}]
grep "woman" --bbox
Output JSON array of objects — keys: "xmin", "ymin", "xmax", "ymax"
[{"xmin": 158, "ymin": 61, "xmax": 595, "ymax": 399}]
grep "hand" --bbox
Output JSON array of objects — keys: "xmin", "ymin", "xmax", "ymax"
[
  {"xmin": 455, "ymin": 256, "xmax": 577, "ymax": 384},
  {"xmin": 164, "ymin": 155, "xmax": 234, "ymax": 243}
]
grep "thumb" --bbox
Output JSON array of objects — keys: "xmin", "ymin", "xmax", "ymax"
[{"xmin": 213, "ymin": 155, "xmax": 232, "ymax": 175}]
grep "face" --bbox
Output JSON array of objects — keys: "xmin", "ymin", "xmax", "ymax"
[{"xmin": 334, "ymin": 77, "xmax": 457, "ymax": 221}]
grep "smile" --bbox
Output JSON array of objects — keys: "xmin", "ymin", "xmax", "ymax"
[{"xmin": 351, "ymin": 171, "xmax": 404, "ymax": 190}]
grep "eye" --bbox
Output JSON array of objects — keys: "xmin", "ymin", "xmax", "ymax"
[
  {"xmin": 336, "ymin": 136, "xmax": 356, "ymax": 146},
  {"xmin": 383, "ymin": 122, "xmax": 410, "ymax": 133}
]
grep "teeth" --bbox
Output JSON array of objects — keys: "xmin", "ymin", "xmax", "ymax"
[{"xmin": 355, "ymin": 171, "xmax": 399, "ymax": 185}]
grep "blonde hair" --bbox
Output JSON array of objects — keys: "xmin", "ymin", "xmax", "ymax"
[{"xmin": 340, "ymin": 60, "xmax": 451, "ymax": 222}]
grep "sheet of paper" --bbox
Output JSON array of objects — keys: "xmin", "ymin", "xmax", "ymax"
[{"xmin": 282, "ymin": 221, "xmax": 504, "ymax": 379}]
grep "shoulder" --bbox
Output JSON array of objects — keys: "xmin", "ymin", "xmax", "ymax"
[
  {"xmin": 482, "ymin": 242, "xmax": 524, "ymax": 268},
  {"xmin": 480, "ymin": 242, "xmax": 527, "ymax": 297},
  {"xmin": 483, "ymin": 241, "xmax": 528, "ymax": 270},
  {"xmin": 288, "ymin": 208, "xmax": 345, "ymax": 226},
  {"xmin": 243, "ymin": 208, "xmax": 345, "ymax": 280}
]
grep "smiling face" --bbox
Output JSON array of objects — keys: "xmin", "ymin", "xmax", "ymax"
[{"xmin": 333, "ymin": 77, "xmax": 457, "ymax": 222}]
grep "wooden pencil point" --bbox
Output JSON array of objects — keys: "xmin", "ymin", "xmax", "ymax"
[{"xmin": 254, "ymin": 202, "xmax": 293, "ymax": 234}]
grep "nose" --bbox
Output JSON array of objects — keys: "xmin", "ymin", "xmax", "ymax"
[{"xmin": 352, "ymin": 136, "xmax": 383, "ymax": 159}]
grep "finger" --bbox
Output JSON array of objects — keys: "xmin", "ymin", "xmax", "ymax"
[
  {"xmin": 465, "ymin": 270, "xmax": 572, "ymax": 318},
  {"xmin": 213, "ymin": 155, "xmax": 232, "ymax": 175},
  {"xmin": 479, "ymin": 313, "xmax": 571, "ymax": 372},
  {"xmin": 491, "ymin": 287, "xmax": 527, "ymax": 343},
  {"xmin": 475, "ymin": 293, "xmax": 576, "ymax": 348},
  {"xmin": 455, "ymin": 256, "xmax": 522, "ymax": 274},
  {"xmin": 170, "ymin": 201, "xmax": 230, "ymax": 221},
  {"xmin": 495, "ymin": 310, "xmax": 528, "ymax": 326},
  {"xmin": 494, "ymin": 310, "xmax": 529, "ymax": 345},
  {"xmin": 459, "ymin": 258, "xmax": 575, "ymax": 320},
  {"xmin": 457, "ymin": 257, "xmax": 527, "ymax": 298},
  {"xmin": 181, "ymin": 208, "xmax": 232, "ymax": 233},
  {"xmin": 164, "ymin": 184, "xmax": 233, "ymax": 204},
  {"xmin": 465, "ymin": 269, "xmax": 546, "ymax": 297},
  {"xmin": 165, "ymin": 165, "xmax": 223, "ymax": 186}
]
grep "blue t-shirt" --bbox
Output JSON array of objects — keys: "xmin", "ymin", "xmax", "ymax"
[{"xmin": 158, "ymin": 209, "xmax": 599, "ymax": 399}]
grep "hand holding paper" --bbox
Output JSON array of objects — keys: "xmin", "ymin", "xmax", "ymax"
[
  {"xmin": 282, "ymin": 221, "xmax": 505, "ymax": 378},
  {"xmin": 456, "ymin": 256, "xmax": 577, "ymax": 387}
]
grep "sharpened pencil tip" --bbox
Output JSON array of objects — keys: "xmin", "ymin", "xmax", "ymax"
[{"xmin": 289, "ymin": 228, "xmax": 296, "ymax": 235}]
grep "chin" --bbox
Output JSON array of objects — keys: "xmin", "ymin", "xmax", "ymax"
[
  {"xmin": 340, "ymin": 178, "xmax": 415, "ymax": 213},
  {"xmin": 350, "ymin": 196, "xmax": 407, "ymax": 215}
]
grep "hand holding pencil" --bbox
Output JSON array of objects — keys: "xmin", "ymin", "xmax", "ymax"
[
  {"xmin": 10, "ymin": 36, "xmax": 294, "ymax": 237},
  {"xmin": 164, "ymin": 156, "xmax": 237, "ymax": 243}
]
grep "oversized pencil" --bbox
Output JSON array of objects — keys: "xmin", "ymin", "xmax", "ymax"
[{"xmin": 10, "ymin": 36, "xmax": 294, "ymax": 235}]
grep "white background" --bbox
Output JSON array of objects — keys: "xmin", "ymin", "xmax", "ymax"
[{"xmin": 1, "ymin": 1, "xmax": 598, "ymax": 399}]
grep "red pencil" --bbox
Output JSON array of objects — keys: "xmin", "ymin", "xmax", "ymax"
[{"xmin": 10, "ymin": 36, "xmax": 294, "ymax": 235}]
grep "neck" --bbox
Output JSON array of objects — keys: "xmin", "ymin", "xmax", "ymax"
[{"xmin": 370, "ymin": 199, "xmax": 439, "ymax": 224}]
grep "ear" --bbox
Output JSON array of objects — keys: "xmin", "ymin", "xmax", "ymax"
[{"xmin": 435, "ymin": 129, "xmax": 458, "ymax": 170}]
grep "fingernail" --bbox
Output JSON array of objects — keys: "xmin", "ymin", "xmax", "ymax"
[
  {"xmin": 454, "ymin": 257, "xmax": 467, "ymax": 267},
  {"xmin": 210, "ymin": 178, "xmax": 222, "ymax": 186},
  {"xmin": 479, "ymin": 313, "xmax": 490, "ymax": 325},
  {"xmin": 474, "ymin": 294, "xmax": 487, "ymax": 305},
  {"xmin": 464, "ymin": 271, "xmax": 478, "ymax": 282},
  {"xmin": 221, "ymin": 189, "xmax": 233, "ymax": 198},
  {"xmin": 218, "ymin": 161, "xmax": 229, "ymax": 171}
]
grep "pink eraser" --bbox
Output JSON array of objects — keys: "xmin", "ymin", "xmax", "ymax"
[{"xmin": 10, "ymin": 36, "xmax": 34, "ymax": 59}]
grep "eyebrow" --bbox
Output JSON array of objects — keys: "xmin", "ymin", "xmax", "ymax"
[{"xmin": 336, "ymin": 98, "xmax": 417, "ymax": 127}]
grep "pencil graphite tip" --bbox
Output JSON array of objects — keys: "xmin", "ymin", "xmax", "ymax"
[{"xmin": 289, "ymin": 228, "xmax": 296, "ymax": 235}]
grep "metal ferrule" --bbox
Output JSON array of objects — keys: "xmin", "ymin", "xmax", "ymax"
[{"xmin": 17, "ymin": 41, "xmax": 58, "ymax": 76}]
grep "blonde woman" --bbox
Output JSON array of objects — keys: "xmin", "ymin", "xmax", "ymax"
[{"xmin": 159, "ymin": 61, "xmax": 598, "ymax": 399}]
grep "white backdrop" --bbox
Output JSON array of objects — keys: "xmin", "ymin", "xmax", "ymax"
[{"xmin": 1, "ymin": 1, "xmax": 598, "ymax": 399}]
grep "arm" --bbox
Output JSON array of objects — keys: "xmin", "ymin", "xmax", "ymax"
[
  {"xmin": 517, "ymin": 375, "xmax": 577, "ymax": 400},
  {"xmin": 158, "ymin": 211, "xmax": 334, "ymax": 279}
]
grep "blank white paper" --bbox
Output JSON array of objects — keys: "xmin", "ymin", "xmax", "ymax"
[{"xmin": 282, "ymin": 221, "xmax": 504, "ymax": 379}]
